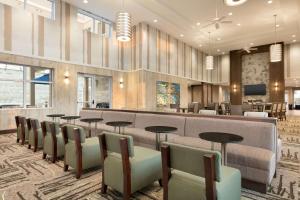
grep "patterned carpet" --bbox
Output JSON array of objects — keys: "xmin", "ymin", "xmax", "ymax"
[{"xmin": 0, "ymin": 118, "xmax": 299, "ymax": 200}]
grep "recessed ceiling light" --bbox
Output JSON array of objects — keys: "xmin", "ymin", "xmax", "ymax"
[
  {"xmin": 196, "ymin": 22, "xmax": 201, "ymax": 26},
  {"xmin": 222, "ymin": 52, "xmax": 225, "ymax": 55},
  {"xmin": 217, "ymin": 38, "xmax": 221, "ymax": 41},
  {"xmin": 293, "ymin": 39, "xmax": 297, "ymax": 43},
  {"xmin": 250, "ymin": 42, "xmax": 254, "ymax": 46},
  {"xmin": 237, "ymin": 23, "xmax": 241, "ymax": 26},
  {"xmin": 83, "ymin": 0, "xmax": 88, "ymax": 3},
  {"xmin": 217, "ymin": 49, "xmax": 220, "ymax": 52},
  {"xmin": 228, "ymin": 12, "xmax": 233, "ymax": 16},
  {"xmin": 276, "ymin": 24, "xmax": 280, "ymax": 27},
  {"xmin": 153, "ymin": 19, "xmax": 158, "ymax": 23},
  {"xmin": 292, "ymin": 34, "xmax": 296, "ymax": 38},
  {"xmin": 224, "ymin": 0, "xmax": 248, "ymax": 6},
  {"xmin": 180, "ymin": 34, "xmax": 184, "ymax": 37},
  {"xmin": 267, "ymin": 0, "xmax": 272, "ymax": 4},
  {"xmin": 199, "ymin": 44, "xmax": 203, "ymax": 47}
]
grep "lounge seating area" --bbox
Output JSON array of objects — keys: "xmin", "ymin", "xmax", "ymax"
[{"xmin": 0, "ymin": 0, "xmax": 299, "ymax": 199}]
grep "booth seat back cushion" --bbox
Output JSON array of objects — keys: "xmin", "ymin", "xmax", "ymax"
[
  {"xmin": 104, "ymin": 132, "xmax": 134, "ymax": 157},
  {"xmin": 199, "ymin": 110, "xmax": 217, "ymax": 115},
  {"xmin": 134, "ymin": 113, "xmax": 186, "ymax": 136},
  {"xmin": 102, "ymin": 111, "xmax": 135, "ymax": 126},
  {"xmin": 164, "ymin": 142, "xmax": 222, "ymax": 181},
  {"xmin": 79, "ymin": 110, "xmax": 103, "ymax": 119},
  {"xmin": 64, "ymin": 125, "xmax": 86, "ymax": 143},
  {"xmin": 185, "ymin": 118, "xmax": 276, "ymax": 152},
  {"xmin": 244, "ymin": 112, "xmax": 268, "ymax": 118}
]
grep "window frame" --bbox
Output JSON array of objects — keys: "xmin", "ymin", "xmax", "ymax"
[{"xmin": 0, "ymin": 62, "xmax": 54, "ymax": 109}]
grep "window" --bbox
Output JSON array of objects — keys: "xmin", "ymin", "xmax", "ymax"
[
  {"xmin": 0, "ymin": 0, "xmax": 56, "ymax": 20},
  {"xmin": 0, "ymin": 63, "xmax": 53, "ymax": 109},
  {"xmin": 77, "ymin": 9, "xmax": 112, "ymax": 37}
]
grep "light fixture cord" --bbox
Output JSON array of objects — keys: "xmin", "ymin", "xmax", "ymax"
[
  {"xmin": 274, "ymin": 14, "xmax": 277, "ymax": 45},
  {"xmin": 208, "ymin": 32, "xmax": 211, "ymax": 55}
]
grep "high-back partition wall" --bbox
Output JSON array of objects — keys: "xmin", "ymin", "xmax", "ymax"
[{"xmin": 230, "ymin": 43, "xmax": 285, "ymax": 105}]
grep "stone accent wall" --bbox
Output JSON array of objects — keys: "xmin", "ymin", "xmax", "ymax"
[{"xmin": 242, "ymin": 52, "xmax": 270, "ymax": 102}]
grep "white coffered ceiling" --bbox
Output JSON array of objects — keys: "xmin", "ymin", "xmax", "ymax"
[{"xmin": 64, "ymin": 0, "xmax": 300, "ymax": 55}]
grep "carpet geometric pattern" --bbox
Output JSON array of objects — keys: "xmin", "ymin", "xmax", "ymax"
[{"xmin": 0, "ymin": 117, "xmax": 299, "ymax": 200}]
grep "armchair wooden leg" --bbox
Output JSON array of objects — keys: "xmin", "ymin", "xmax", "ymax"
[
  {"xmin": 42, "ymin": 153, "xmax": 47, "ymax": 159},
  {"xmin": 101, "ymin": 183, "xmax": 107, "ymax": 194},
  {"xmin": 64, "ymin": 164, "xmax": 69, "ymax": 172},
  {"xmin": 159, "ymin": 179, "xmax": 163, "ymax": 187},
  {"xmin": 123, "ymin": 192, "xmax": 130, "ymax": 200},
  {"xmin": 52, "ymin": 155, "xmax": 56, "ymax": 163},
  {"xmin": 28, "ymin": 144, "xmax": 31, "ymax": 149},
  {"xmin": 76, "ymin": 168, "xmax": 82, "ymax": 179},
  {"xmin": 33, "ymin": 146, "xmax": 37, "ymax": 152},
  {"xmin": 17, "ymin": 138, "xmax": 19, "ymax": 143}
]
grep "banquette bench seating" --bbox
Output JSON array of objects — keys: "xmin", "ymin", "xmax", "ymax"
[{"xmin": 78, "ymin": 109, "xmax": 280, "ymax": 193}]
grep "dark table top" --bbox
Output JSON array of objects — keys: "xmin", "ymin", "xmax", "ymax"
[
  {"xmin": 47, "ymin": 114, "xmax": 65, "ymax": 118},
  {"xmin": 199, "ymin": 132, "xmax": 243, "ymax": 144},
  {"xmin": 106, "ymin": 121, "xmax": 132, "ymax": 127},
  {"xmin": 145, "ymin": 126, "xmax": 177, "ymax": 133},
  {"xmin": 61, "ymin": 116, "xmax": 81, "ymax": 120},
  {"xmin": 80, "ymin": 118, "xmax": 103, "ymax": 123}
]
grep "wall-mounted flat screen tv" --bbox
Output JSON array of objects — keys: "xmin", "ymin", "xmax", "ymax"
[{"xmin": 244, "ymin": 84, "xmax": 266, "ymax": 96}]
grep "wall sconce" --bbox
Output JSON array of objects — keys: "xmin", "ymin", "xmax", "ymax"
[
  {"xmin": 64, "ymin": 72, "xmax": 70, "ymax": 84},
  {"xmin": 274, "ymin": 82, "xmax": 279, "ymax": 91},
  {"xmin": 233, "ymin": 84, "xmax": 237, "ymax": 93},
  {"xmin": 119, "ymin": 78, "xmax": 124, "ymax": 89}
]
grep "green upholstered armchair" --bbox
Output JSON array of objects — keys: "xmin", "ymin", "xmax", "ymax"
[
  {"xmin": 161, "ymin": 142, "xmax": 241, "ymax": 200},
  {"xmin": 99, "ymin": 132, "xmax": 162, "ymax": 200},
  {"xmin": 41, "ymin": 121, "xmax": 65, "ymax": 163},
  {"xmin": 28, "ymin": 119, "xmax": 43, "ymax": 152},
  {"xmin": 18, "ymin": 117, "xmax": 29, "ymax": 145},
  {"xmin": 62, "ymin": 125, "xmax": 101, "ymax": 179}
]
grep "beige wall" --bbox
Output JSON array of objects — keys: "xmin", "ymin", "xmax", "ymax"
[{"xmin": 0, "ymin": 1, "xmax": 230, "ymax": 130}]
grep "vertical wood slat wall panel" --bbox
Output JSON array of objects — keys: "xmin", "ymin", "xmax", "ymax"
[{"xmin": 3, "ymin": 5, "xmax": 11, "ymax": 51}]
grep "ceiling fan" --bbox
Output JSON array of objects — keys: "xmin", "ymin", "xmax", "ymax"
[
  {"xmin": 239, "ymin": 46, "xmax": 258, "ymax": 53},
  {"xmin": 201, "ymin": 0, "xmax": 233, "ymax": 30}
]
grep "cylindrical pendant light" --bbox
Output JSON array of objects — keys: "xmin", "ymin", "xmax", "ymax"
[
  {"xmin": 206, "ymin": 32, "xmax": 214, "ymax": 70},
  {"xmin": 270, "ymin": 14, "xmax": 282, "ymax": 62},
  {"xmin": 206, "ymin": 56, "xmax": 214, "ymax": 70},
  {"xmin": 116, "ymin": 11, "xmax": 131, "ymax": 42},
  {"xmin": 270, "ymin": 43, "xmax": 282, "ymax": 62}
]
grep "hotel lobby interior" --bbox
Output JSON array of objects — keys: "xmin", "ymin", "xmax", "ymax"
[{"xmin": 0, "ymin": 0, "xmax": 299, "ymax": 199}]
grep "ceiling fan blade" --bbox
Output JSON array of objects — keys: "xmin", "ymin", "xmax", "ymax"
[
  {"xmin": 218, "ymin": 16, "xmax": 227, "ymax": 21},
  {"xmin": 246, "ymin": 49, "xmax": 251, "ymax": 53},
  {"xmin": 250, "ymin": 48, "xmax": 258, "ymax": 50},
  {"xmin": 221, "ymin": 21, "xmax": 233, "ymax": 24},
  {"xmin": 201, "ymin": 23, "xmax": 215, "ymax": 29}
]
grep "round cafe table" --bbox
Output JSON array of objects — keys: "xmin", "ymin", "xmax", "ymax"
[
  {"xmin": 80, "ymin": 118, "xmax": 103, "ymax": 137},
  {"xmin": 47, "ymin": 114, "xmax": 65, "ymax": 122},
  {"xmin": 106, "ymin": 121, "xmax": 132, "ymax": 135},
  {"xmin": 199, "ymin": 132, "xmax": 243, "ymax": 165},
  {"xmin": 61, "ymin": 116, "xmax": 81, "ymax": 124},
  {"xmin": 145, "ymin": 126, "xmax": 177, "ymax": 150}
]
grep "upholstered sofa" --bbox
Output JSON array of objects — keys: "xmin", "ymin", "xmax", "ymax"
[{"xmin": 78, "ymin": 109, "xmax": 279, "ymax": 193}]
